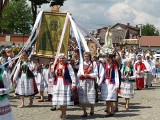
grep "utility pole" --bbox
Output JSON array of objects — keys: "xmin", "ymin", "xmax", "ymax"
[{"xmin": 137, "ymin": 24, "xmax": 143, "ymax": 48}]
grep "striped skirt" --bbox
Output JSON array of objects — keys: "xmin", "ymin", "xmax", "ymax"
[
  {"xmin": 0, "ymin": 97, "xmax": 14, "ymax": 120},
  {"xmin": 78, "ymin": 80, "xmax": 95, "ymax": 104}
]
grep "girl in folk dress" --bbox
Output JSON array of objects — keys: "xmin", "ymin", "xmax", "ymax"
[
  {"xmin": 78, "ymin": 52, "xmax": 98, "ymax": 117},
  {"xmin": 42, "ymin": 64, "xmax": 49, "ymax": 98},
  {"xmin": 0, "ymin": 67, "xmax": 14, "ymax": 120},
  {"xmin": 98, "ymin": 54, "xmax": 119, "ymax": 117},
  {"xmin": 71, "ymin": 49, "xmax": 80, "ymax": 105},
  {"xmin": 34, "ymin": 60, "xmax": 44, "ymax": 101},
  {"xmin": 119, "ymin": 58, "xmax": 136, "ymax": 110},
  {"xmin": 35, "ymin": 60, "xmax": 47, "ymax": 102},
  {"xmin": 13, "ymin": 51, "xmax": 38, "ymax": 108},
  {"xmin": 52, "ymin": 54, "xmax": 76, "ymax": 119}
]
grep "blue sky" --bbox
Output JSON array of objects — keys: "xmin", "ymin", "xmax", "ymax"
[{"xmin": 27, "ymin": 0, "xmax": 160, "ymax": 32}]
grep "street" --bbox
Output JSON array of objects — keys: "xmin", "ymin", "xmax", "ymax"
[{"xmin": 10, "ymin": 81, "xmax": 160, "ymax": 120}]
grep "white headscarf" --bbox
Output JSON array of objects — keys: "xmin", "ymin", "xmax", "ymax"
[{"xmin": 58, "ymin": 53, "xmax": 66, "ymax": 59}]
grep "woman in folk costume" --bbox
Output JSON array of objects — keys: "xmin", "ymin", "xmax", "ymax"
[
  {"xmin": 98, "ymin": 54, "xmax": 119, "ymax": 117},
  {"xmin": 13, "ymin": 51, "xmax": 38, "ymax": 108},
  {"xmin": 0, "ymin": 67, "xmax": 14, "ymax": 120},
  {"xmin": 0, "ymin": 50, "xmax": 11, "ymax": 86},
  {"xmin": 52, "ymin": 54, "xmax": 76, "ymax": 119},
  {"xmin": 119, "ymin": 58, "xmax": 136, "ymax": 110},
  {"xmin": 78, "ymin": 52, "xmax": 98, "ymax": 117},
  {"xmin": 134, "ymin": 55, "xmax": 146, "ymax": 90}
]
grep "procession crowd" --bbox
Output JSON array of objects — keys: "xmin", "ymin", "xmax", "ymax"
[{"xmin": 0, "ymin": 45, "xmax": 159, "ymax": 120}]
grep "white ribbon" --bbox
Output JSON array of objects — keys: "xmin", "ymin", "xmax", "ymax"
[
  {"xmin": 18, "ymin": 11, "xmax": 44, "ymax": 55},
  {"xmin": 9, "ymin": 11, "xmax": 43, "ymax": 79},
  {"xmin": 68, "ymin": 14, "xmax": 84, "ymax": 75},
  {"xmin": 51, "ymin": 14, "xmax": 69, "ymax": 71},
  {"xmin": 74, "ymin": 20, "xmax": 105, "ymax": 53},
  {"xmin": 77, "ymin": 27, "xmax": 90, "ymax": 52},
  {"xmin": 0, "ymin": 11, "xmax": 43, "ymax": 68}
]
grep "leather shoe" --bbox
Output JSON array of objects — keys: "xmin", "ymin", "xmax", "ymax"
[
  {"xmin": 81, "ymin": 112, "xmax": 87, "ymax": 117},
  {"xmin": 90, "ymin": 112, "xmax": 94, "ymax": 116}
]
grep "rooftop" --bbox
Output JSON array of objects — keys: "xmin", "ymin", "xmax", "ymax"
[{"xmin": 140, "ymin": 36, "xmax": 160, "ymax": 47}]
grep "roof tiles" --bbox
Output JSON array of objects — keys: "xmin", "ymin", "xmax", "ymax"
[{"xmin": 140, "ymin": 36, "xmax": 160, "ymax": 47}]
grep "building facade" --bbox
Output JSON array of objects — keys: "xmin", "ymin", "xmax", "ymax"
[
  {"xmin": 96, "ymin": 23, "xmax": 140, "ymax": 48},
  {"xmin": 0, "ymin": 34, "xmax": 29, "ymax": 46}
]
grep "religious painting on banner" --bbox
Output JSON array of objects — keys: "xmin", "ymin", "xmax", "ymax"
[
  {"xmin": 88, "ymin": 41, "xmax": 97, "ymax": 57},
  {"xmin": 36, "ymin": 12, "xmax": 70, "ymax": 57}
]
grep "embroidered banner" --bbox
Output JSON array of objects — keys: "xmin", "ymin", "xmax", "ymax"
[{"xmin": 36, "ymin": 12, "xmax": 70, "ymax": 57}]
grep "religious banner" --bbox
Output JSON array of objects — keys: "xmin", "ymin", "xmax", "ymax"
[
  {"xmin": 88, "ymin": 41, "xmax": 97, "ymax": 57},
  {"xmin": 36, "ymin": 12, "xmax": 70, "ymax": 57}
]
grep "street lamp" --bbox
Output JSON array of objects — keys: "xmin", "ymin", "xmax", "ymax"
[{"xmin": 137, "ymin": 24, "xmax": 143, "ymax": 37}]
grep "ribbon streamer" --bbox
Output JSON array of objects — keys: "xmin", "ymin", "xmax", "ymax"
[
  {"xmin": 51, "ymin": 14, "xmax": 69, "ymax": 71},
  {"xmin": 68, "ymin": 14, "xmax": 84, "ymax": 75},
  {"xmin": 9, "ymin": 11, "xmax": 43, "ymax": 79},
  {"xmin": 74, "ymin": 20, "xmax": 105, "ymax": 53},
  {"xmin": 77, "ymin": 26, "xmax": 90, "ymax": 52}
]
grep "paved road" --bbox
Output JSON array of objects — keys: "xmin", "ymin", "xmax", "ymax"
[{"xmin": 10, "ymin": 81, "xmax": 160, "ymax": 120}]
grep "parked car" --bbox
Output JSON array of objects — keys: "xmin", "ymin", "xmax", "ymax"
[{"xmin": 155, "ymin": 50, "xmax": 160, "ymax": 59}]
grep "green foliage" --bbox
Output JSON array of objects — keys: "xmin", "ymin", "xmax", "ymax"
[
  {"xmin": 50, "ymin": 0, "xmax": 67, "ymax": 6},
  {"xmin": 141, "ymin": 23, "xmax": 159, "ymax": 36},
  {"xmin": 29, "ymin": 0, "xmax": 49, "ymax": 5},
  {"xmin": 28, "ymin": 0, "xmax": 67, "ymax": 24},
  {"xmin": 0, "ymin": 0, "xmax": 32, "ymax": 34},
  {"xmin": 29, "ymin": 0, "xmax": 50, "ymax": 24}
]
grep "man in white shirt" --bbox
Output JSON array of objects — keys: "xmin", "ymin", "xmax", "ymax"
[{"xmin": 144, "ymin": 54, "xmax": 155, "ymax": 88}]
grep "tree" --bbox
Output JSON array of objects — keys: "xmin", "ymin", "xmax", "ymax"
[
  {"xmin": 141, "ymin": 23, "xmax": 159, "ymax": 36},
  {"xmin": 29, "ymin": 0, "xmax": 67, "ymax": 24},
  {"xmin": 29, "ymin": 0, "xmax": 49, "ymax": 24},
  {"xmin": 50, "ymin": 0, "xmax": 67, "ymax": 6},
  {"xmin": 0, "ymin": 0, "xmax": 32, "ymax": 34}
]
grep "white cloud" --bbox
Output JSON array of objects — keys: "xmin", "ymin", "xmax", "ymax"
[
  {"xmin": 28, "ymin": 0, "xmax": 160, "ymax": 31},
  {"xmin": 104, "ymin": 1, "xmax": 160, "ymax": 29}
]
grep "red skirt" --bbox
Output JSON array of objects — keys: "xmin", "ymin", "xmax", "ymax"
[{"xmin": 136, "ymin": 78, "xmax": 144, "ymax": 89}]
